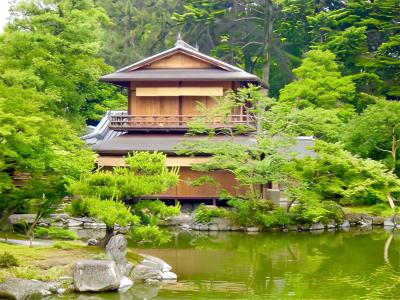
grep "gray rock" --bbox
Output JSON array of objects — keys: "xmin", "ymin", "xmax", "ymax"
[
  {"xmin": 0, "ymin": 278, "xmax": 53, "ymax": 300},
  {"xmin": 119, "ymin": 282, "xmax": 160, "ymax": 300},
  {"xmin": 341, "ymin": 220, "xmax": 350, "ymax": 228},
  {"xmin": 287, "ymin": 225, "xmax": 299, "ymax": 231},
  {"xmin": 384, "ymin": 219, "xmax": 395, "ymax": 227},
  {"xmin": 130, "ymin": 264, "xmax": 162, "ymax": 282},
  {"xmin": 161, "ymin": 271, "xmax": 177, "ymax": 281},
  {"xmin": 198, "ymin": 223, "xmax": 209, "ymax": 231},
  {"xmin": 57, "ymin": 288, "xmax": 66, "ymax": 295},
  {"xmin": 141, "ymin": 259, "xmax": 161, "ymax": 270},
  {"xmin": 84, "ymin": 222, "xmax": 107, "ymax": 229},
  {"xmin": 168, "ymin": 213, "xmax": 193, "ymax": 226},
  {"xmin": 208, "ymin": 223, "xmax": 219, "ymax": 231},
  {"xmin": 300, "ymin": 225, "xmax": 310, "ymax": 231},
  {"xmin": 310, "ymin": 223, "xmax": 325, "ymax": 231},
  {"xmin": 372, "ymin": 216, "xmax": 385, "ymax": 225},
  {"xmin": 119, "ymin": 276, "xmax": 133, "ymax": 290},
  {"xmin": 140, "ymin": 254, "xmax": 172, "ymax": 272},
  {"xmin": 73, "ymin": 260, "xmax": 121, "ymax": 292},
  {"xmin": 87, "ymin": 238, "xmax": 98, "ymax": 246},
  {"xmin": 106, "ymin": 234, "xmax": 128, "ymax": 275},
  {"xmin": 246, "ymin": 227, "xmax": 260, "ymax": 232},
  {"xmin": 68, "ymin": 219, "xmax": 83, "ymax": 227},
  {"xmin": 326, "ymin": 223, "xmax": 336, "ymax": 229},
  {"xmin": 209, "ymin": 217, "xmax": 234, "ymax": 231},
  {"xmin": 230, "ymin": 225, "xmax": 243, "ymax": 231}
]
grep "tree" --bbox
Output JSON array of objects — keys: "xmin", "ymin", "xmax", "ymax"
[
  {"xmin": 69, "ymin": 151, "xmax": 179, "ymax": 245},
  {"xmin": 279, "ymin": 49, "xmax": 356, "ymax": 109},
  {"xmin": 0, "ymin": 83, "xmax": 95, "ymax": 231},
  {"xmin": 344, "ymin": 100, "xmax": 400, "ymax": 175},
  {"xmin": 0, "ymin": 0, "xmax": 123, "ymax": 124}
]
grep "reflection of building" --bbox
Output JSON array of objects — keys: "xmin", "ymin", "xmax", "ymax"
[{"xmin": 82, "ymin": 37, "xmax": 314, "ymax": 204}]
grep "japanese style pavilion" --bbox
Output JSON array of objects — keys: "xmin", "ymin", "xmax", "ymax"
[{"xmin": 82, "ymin": 38, "xmax": 313, "ymax": 204}]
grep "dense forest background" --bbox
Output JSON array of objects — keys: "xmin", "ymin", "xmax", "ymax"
[{"xmin": 0, "ymin": 0, "xmax": 400, "ymax": 222}]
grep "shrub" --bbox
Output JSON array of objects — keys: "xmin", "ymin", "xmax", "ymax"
[
  {"xmin": 258, "ymin": 208, "xmax": 292, "ymax": 228},
  {"xmin": 290, "ymin": 199, "xmax": 344, "ymax": 225},
  {"xmin": 66, "ymin": 199, "xmax": 90, "ymax": 217},
  {"xmin": 34, "ymin": 227, "xmax": 78, "ymax": 240},
  {"xmin": 131, "ymin": 225, "xmax": 172, "ymax": 246},
  {"xmin": 194, "ymin": 204, "xmax": 229, "ymax": 223},
  {"xmin": 0, "ymin": 252, "xmax": 18, "ymax": 268},
  {"xmin": 133, "ymin": 200, "xmax": 180, "ymax": 225},
  {"xmin": 370, "ymin": 203, "xmax": 390, "ymax": 216},
  {"xmin": 227, "ymin": 198, "xmax": 276, "ymax": 226}
]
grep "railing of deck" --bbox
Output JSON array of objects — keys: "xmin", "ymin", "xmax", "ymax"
[{"xmin": 108, "ymin": 114, "xmax": 255, "ymax": 130}]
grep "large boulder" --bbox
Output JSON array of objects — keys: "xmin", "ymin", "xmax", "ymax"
[
  {"xmin": 0, "ymin": 278, "xmax": 55, "ymax": 300},
  {"xmin": 129, "ymin": 264, "xmax": 162, "ymax": 282},
  {"xmin": 140, "ymin": 254, "xmax": 172, "ymax": 272},
  {"xmin": 106, "ymin": 234, "xmax": 129, "ymax": 275},
  {"xmin": 73, "ymin": 260, "xmax": 122, "ymax": 292}
]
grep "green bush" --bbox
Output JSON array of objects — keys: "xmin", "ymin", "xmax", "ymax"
[
  {"xmin": 370, "ymin": 203, "xmax": 390, "ymax": 216},
  {"xmin": 290, "ymin": 199, "xmax": 344, "ymax": 225},
  {"xmin": 34, "ymin": 227, "xmax": 78, "ymax": 240},
  {"xmin": 133, "ymin": 200, "xmax": 180, "ymax": 225},
  {"xmin": 131, "ymin": 225, "xmax": 172, "ymax": 246},
  {"xmin": 0, "ymin": 252, "xmax": 18, "ymax": 268},
  {"xmin": 227, "ymin": 198, "xmax": 275, "ymax": 226},
  {"xmin": 258, "ymin": 208, "xmax": 292, "ymax": 228},
  {"xmin": 194, "ymin": 204, "xmax": 229, "ymax": 223},
  {"xmin": 66, "ymin": 199, "xmax": 90, "ymax": 217}
]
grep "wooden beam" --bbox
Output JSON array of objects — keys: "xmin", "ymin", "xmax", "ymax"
[
  {"xmin": 136, "ymin": 87, "xmax": 223, "ymax": 97},
  {"xmin": 97, "ymin": 156, "xmax": 210, "ymax": 167}
]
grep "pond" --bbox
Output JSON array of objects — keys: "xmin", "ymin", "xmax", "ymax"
[{"xmin": 63, "ymin": 228, "xmax": 400, "ymax": 299}]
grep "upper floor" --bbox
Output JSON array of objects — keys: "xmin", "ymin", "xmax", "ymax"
[{"xmin": 100, "ymin": 37, "xmax": 262, "ymax": 132}]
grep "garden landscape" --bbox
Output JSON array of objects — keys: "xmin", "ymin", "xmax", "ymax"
[{"xmin": 0, "ymin": 0, "xmax": 399, "ymax": 299}]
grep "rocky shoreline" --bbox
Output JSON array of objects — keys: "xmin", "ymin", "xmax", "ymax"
[{"xmin": 168, "ymin": 212, "xmax": 399, "ymax": 232}]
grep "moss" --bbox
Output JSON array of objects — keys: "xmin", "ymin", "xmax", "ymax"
[
  {"xmin": 343, "ymin": 205, "xmax": 394, "ymax": 217},
  {"xmin": 0, "ymin": 241, "xmax": 102, "ymax": 282}
]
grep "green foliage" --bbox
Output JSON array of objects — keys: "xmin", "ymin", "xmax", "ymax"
[
  {"xmin": 227, "ymin": 198, "xmax": 276, "ymax": 227},
  {"xmin": 289, "ymin": 141, "xmax": 400, "ymax": 206},
  {"xmin": 0, "ymin": 252, "xmax": 19, "ymax": 268},
  {"xmin": 258, "ymin": 208, "xmax": 292, "ymax": 228},
  {"xmin": 131, "ymin": 225, "xmax": 172, "ymax": 246},
  {"xmin": 34, "ymin": 227, "xmax": 78, "ymax": 240},
  {"xmin": 279, "ymin": 50, "xmax": 356, "ymax": 109},
  {"xmin": 194, "ymin": 204, "xmax": 228, "ymax": 224},
  {"xmin": 370, "ymin": 203, "xmax": 390, "ymax": 217},
  {"xmin": 79, "ymin": 197, "xmax": 140, "ymax": 229},
  {"xmin": 66, "ymin": 199, "xmax": 90, "ymax": 217},
  {"xmin": 133, "ymin": 200, "xmax": 180, "ymax": 226},
  {"xmin": 69, "ymin": 151, "xmax": 179, "ymax": 201}
]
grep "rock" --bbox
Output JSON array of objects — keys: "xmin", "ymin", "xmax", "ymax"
[
  {"xmin": 140, "ymin": 254, "xmax": 172, "ymax": 272},
  {"xmin": 198, "ymin": 223, "xmax": 209, "ymax": 231},
  {"xmin": 84, "ymin": 222, "xmax": 107, "ymax": 229},
  {"xmin": 299, "ymin": 225, "xmax": 310, "ymax": 231},
  {"xmin": 0, "ymin": 278, "xmax": 54, "ymax": 300},
  {"xmin": 68, "ymin": 219, "xmax": 83, "ymax": 227},
  {"xmin": 161, "ymin": 271, "xmax": 177, "ymax": 281},
  {"xmin": 130, "ymin": 264, "xmax": 162, "ymax": 282},
  {"xmin": 384, "ymin": 219, "xmax": 395, "ymax": 227},
  {"xmin": 59, "ymin": 276, "xmax": 73, "ymax": 284},
  {"xmin": 341, "ymin": 220, "xmax": 350, "ymax": 228},
  {"xmin": 372, "ymin": 216, "xmax": 385, "ymax": 226},
  {"xmin": 141, "ymin": 259, "xmax": 161, "ymax": 270},
  {"xmin": 38, "ymin": 222, "xmax": 50, "ymax": 228},
  {"xmin": 119, "ymin": 282, "xmax": 160, "ymax": 300},
  {"xmin": 57, "ymin": 288, "xmax": 66, "ymax": 295},
  {"xmin": 246, "ymin": 227, "xmax": 260, "ymax": 232},
  {"xmin": 210, "ymin": 217, "xmax": 233, "ymax": 231},
  {"xmin": 326, "ymin": 223, "xmax": 336, "ymax": 229},
  {"xmin": 310, "ymin": 223, "xmax": 325, "ymax": 231},
  {"xmin": 106, "ymin": 234, "xmax": 128, "ymax": 275},
  {"xmin": 208, "ymin": 223, "xmax": 219, "ymax": 231},
  {"xmin": 119, "ymin": 276, "xmax": 133, "ymax": 290},
  {"xmin": 230, "ymin": 225, "xmax": 243, "ymax": 231},
  {"xmin": 287, "ymin": 225, "xmax": 299, "ymax": 231},
  {"xmin": 73, "ymin": 260, "xmax": 122, "ymax": 292},
  {"xmin": 168, "ymin": 213, "xmax": 193, "ymax": 226},
  {"xmin": 87, "ymin": 238, "xmax": 98, "ymax": 246},
  {"xmin": 179, "ymin": 224, "xmax": 192, "ymax": 231}
]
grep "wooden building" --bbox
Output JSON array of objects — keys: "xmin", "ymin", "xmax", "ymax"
[{"xmin": 82, "ymin": 38, "xmax": 314, "ymax": 203}]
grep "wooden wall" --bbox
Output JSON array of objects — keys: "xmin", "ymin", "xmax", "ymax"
[
  {"xmin": 160, "ymin": 167, "xmax": 248, "ymax": 198},
  {"xmin": 144, "ymin": 53, "xmax": 214, "ymax": 69},
  {"xmin": 128, "ymin": 81, "xmax": 234, "ymax": 115}
]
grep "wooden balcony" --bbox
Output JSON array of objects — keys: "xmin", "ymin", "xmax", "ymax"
[{"xmin": 109, "ymin": 114, "xmax": 255, "ymax": 131}]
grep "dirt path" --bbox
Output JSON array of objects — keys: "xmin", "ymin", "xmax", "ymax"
[{"xmin": 0, "ymin": 238, "xmax": 53, "ymax": 246}]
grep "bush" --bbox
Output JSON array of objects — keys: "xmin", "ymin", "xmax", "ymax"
[
  {"xmin": 290, "ymin": 200, "xmax": 344, "ymax": 225},
  {"xmin": 258, "ymin": 208, "xmax": 292, "ymax": 228},
  {"xmin": 131, "ymin": 225, "xmax": 172, "ymax": 246},
  {"xmin": 66, "ymin": 199, "xmax": 90, "ymax": 217},
  {"xmin": 370, "ymin": 203, "xmax": 390, "ymax": 216},
  {"xmin": 194, "ymin": 204, "xmax": 229, "ymax": 223},
  {"xmin": 227, "ymin": 198, "xmax": 275, "ymax": 226},
  {"xmin": 133, "ymin": 200, "xmax": 180, "ymax": 225},
  {"xmin": 0, "ymin": 252, "xmax": 18, "ymax": 268},
  {"xmin": 34, "ymin": 227, "xmax": 78, "ymax": 240}
]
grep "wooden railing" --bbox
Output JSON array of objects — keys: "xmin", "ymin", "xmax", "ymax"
[{"xmin": 109, "ymin": 114, "xmax": 255, "ymax": 130}]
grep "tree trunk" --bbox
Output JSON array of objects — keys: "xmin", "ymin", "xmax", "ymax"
[{"xmin": 99, "ymin": 226, "xmax": 114, "ymax": 248}]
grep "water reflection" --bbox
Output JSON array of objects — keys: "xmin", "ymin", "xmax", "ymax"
[{"xmin": 55, "ymin": 228, "xmax": 400, "ymax": 299}]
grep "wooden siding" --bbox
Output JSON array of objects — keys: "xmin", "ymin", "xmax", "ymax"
[
  {"xmin": 97, "ymin": 156, "xmax": 211, "ymax": 167},
  {"xmin": 144, "ymin": 53, "xmax": 215, "ymax": 69},
  {"xmin": 136, "ymin": 87, "xmax": 223, "ymax": 97}
]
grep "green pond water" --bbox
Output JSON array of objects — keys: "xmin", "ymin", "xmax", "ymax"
[{"xmin": 62, "ymin": 228, "xmax": 400, "ymax": 299}]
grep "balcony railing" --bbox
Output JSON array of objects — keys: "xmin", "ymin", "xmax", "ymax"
[{"xmin": 109, "ymin": 114, "xmax": 255, "ymax": 131}]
